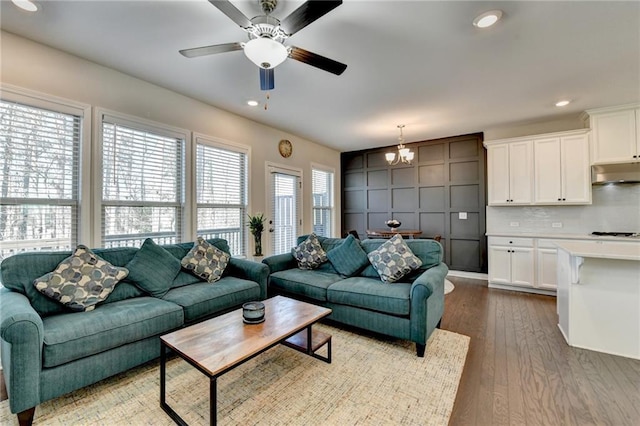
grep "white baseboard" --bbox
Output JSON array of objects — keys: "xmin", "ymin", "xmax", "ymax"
[{"xmin": 447, "ymin": 270, "xmax": 488, "ymax": 281}]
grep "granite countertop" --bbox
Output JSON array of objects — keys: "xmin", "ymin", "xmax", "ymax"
[
  {"xmin": 486, "ymin": 232, "xmax": 640, "ymax": 242},
  {"xmin": 555, "ymin": 241, "xmax": 640, "ymax": 261}
]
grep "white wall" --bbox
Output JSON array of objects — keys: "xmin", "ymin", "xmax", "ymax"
[{"xmin": 0, "ymin": 31, "xmax": 341, "ymax": 253}]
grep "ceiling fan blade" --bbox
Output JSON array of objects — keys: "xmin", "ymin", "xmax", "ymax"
[
  {"xmin": 208, "ymin": 0, "xmax": 252, "ymax": 28},
  {"xmin": 289, "ymin": 46, "xmax": 347, "ymax": 75},
  {"xmin": 280, "ymin": 1, "xmax": 342, "ymax": 36},
  {"xmin": 179, "ymin": 42, "xmax": 243, "ymax": 58},
  {"xmin": 260, "ymin": 68, "xmax": 275, "ymax": 91}
]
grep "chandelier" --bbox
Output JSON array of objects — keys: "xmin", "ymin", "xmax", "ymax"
[{"xmin": 385, "ymin": 125, "xmax": 414, "ymax": 165}]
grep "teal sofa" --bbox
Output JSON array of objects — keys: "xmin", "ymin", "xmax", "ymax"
[
  {"xmin": 262, "ymin": 236, "xmax": 447, "ymax": 357},
  {"xmin": 0, "ymin": 239, "xmax": 268, "ymax": 425}
]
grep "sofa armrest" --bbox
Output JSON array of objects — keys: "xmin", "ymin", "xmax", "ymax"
[
  {"xmin": 0, "ymin": 287, "xmax": 44, "ymax": 413},
  {"xmin": 227, "ymin": 258, "xmax": 270, "ymax": 300},
  {"xmin": 410, "ymin": 262, "xmax": 448, "ymax": 299},
  {"xmin": 261, "ymin": 253, "xmax": 297, "ymax": 273},
  {"xmin": 409, "ymin": 262, "xmax": 448, "ymax": 345}
]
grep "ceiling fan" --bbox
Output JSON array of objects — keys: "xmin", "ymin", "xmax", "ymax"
[{"xmin": 179, "ymin": 0, "xmax": 347, "ymax": 90}]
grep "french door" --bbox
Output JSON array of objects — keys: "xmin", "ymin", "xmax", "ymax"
[{"xmin": 267, "ymin": 165, "xmax": 302, "ymax": 255}]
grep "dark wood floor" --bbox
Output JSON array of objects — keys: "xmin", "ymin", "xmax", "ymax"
[
  {"xmin": 445, "ymin": 276, "xmax": 640, "ymax": 426},
  {"xmin": 2, "ymin": 277, "xmax": 638, "ymax": 425}
]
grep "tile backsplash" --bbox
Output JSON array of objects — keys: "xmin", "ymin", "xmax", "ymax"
[{"xmin": 487, "ymin": 184, "xmax": 640, "ymax": 234}]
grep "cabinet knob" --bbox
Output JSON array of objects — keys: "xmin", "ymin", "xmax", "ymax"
[
  {"xmin": 509, "ymin": 241, "xmax": 513, "ymax": 244},
  {"xmin": 562, "ymin": 198, "xmax": 566, "ymax": 201},
  {"xmin": 558, "ymin": 198, "xmax": 561, "ymax": 201}
]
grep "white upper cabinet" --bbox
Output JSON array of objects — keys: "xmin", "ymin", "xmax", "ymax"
[
  {"xmin": 486, "ymin": 140, "xmax": 533, "ymax": 205},
  {"xmin": 533, "ymin": 132, "xmax": 591, "ymax": 204},
  {"xmin": 585, "ymin": 105, "xmax": 640, "ymax": 164},
  {"xmin": 485, "ymin": 129, "xmax": 590, "ymax": 206}
]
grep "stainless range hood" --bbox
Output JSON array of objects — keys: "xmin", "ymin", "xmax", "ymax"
[{"xmin": 592, "ymin": 162, "xmax": 640, "ymax": 185}]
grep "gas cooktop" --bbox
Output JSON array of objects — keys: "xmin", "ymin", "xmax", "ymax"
[{"xmin": 591, "ymin": 232, "xmax": 640, "ymax": 238}]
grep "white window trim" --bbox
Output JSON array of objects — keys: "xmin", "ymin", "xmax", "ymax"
[
  {"xmin": 0, "ymin": 83, "xmax": 92, "ymax": 246},
  {"xmin": 311, "ymin": 162, "xmax": 336, "ymax": 238},
  {"xmin": 92, "ymin": 108, "xmax": 191, "ymax": 246},
  {"xmin": 192, "ymin": 133, "xmax": 251, "ymax": 256}
]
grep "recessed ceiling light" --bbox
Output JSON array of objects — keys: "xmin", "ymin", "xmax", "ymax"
[
  {"xmin": 247, "ymin": 100, "xmax": 259, "ymax": 107},
  {"xmin": 473, "ymin": 10, "xmax": 503, "ymax": 28},
  {"xmin": 12, "ymin": 0, "xmax": 38, "ymax": 12},
  {"xmin": 555, "ymin": 100, "xmax": 571, "ymax": 107}
]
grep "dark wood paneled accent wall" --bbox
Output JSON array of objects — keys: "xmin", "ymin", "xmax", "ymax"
[{"xmin": 341, "ymin": 133, "xmax": 487, "ymax": 272}]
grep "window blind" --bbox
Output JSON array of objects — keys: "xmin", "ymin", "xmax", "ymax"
[
  {"xmin": 0, "ymin": 99, "xmax": 81, "ymax": 260},
  {"xmin": 101, "ymin": 117, "xmax": 184, "ymax": 247},
  {"xmin": 195, "ymin": 141, "xmax": 247, "ymax": 256},
  {"xmin": 312, "ymin": 168, "xmax": 334, "ymax": 237}
]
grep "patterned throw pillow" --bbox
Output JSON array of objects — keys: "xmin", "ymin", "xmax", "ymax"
[
  {"xmin": 181, "ymin": 237, "xmax": 230, "ymax": 283},
  {"xmin": 33, "ymin": 245, "xmax": 129, "ymax": 312},
  {"xmin": 292, "ymin": 233, "xmax": 328, "ymax": 270},
  {"xmin": 367, "ymin": 234, "xmax": 423, "ymax": 283},
  {"xmin": 327, "ymin": 234, "xmax": 370, "ymax": 277}
]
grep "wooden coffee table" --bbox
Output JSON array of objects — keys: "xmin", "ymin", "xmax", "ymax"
[{"xmin": 160, "ymin": 296, "xmax": 332, "ymax": 425}]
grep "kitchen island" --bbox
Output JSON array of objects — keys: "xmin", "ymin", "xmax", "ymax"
[{"xmin": 556, "ymin": 240, "xmax": 640, "ymax": 359}]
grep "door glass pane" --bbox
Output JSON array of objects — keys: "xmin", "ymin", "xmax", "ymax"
[{"xmin": 271, "ymin": 172, "xmax": 299, "ymax": 255}]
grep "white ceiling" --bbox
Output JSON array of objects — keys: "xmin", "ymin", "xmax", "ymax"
[{"xmin": 2, "ymin": 0, "xmax": 639, "ymax": 151}]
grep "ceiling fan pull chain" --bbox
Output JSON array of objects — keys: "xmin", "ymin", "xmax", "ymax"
[{"xmin": 264, "ymin": 92, "xmax": 270, "ymax": 110}]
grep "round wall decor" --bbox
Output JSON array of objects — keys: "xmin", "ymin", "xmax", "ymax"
[{"xmin": 278, "ymin": 139, "xmax": 292, "ymax": 158}]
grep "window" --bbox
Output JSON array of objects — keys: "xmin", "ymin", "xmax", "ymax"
[
  {"xmin": 195, "ymin": 136, "xmax": 248, "ymax": 256},
  {"xmin": 312, "ymin": 167, "xmax": 334, "ymax": 237},
  {"xmin": 0, "ymin": 96, "xmax": 86, "ymax": 261},
  {"xmin": 100, "ymin": 113, "xmax": 186, "ymax": 247}
]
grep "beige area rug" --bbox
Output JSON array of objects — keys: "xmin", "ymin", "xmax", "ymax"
[
  {"xmin": 444, "ymin": 279, "xmax": 455, "ymax": 295},
  {"xmin": 0, "ymin": 325, "xmax": 469, "ymax": 426}
]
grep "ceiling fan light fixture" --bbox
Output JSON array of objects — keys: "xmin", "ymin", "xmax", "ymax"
[
  {"xmin": 12, "ymin": 0, "xmax": 38, "ymax": 12},
  {"xmin": 473, "ymin": 10, "xmax": 502, "ymax": 28},
  {"xmin": 244, "ymin": 37, "xmax": 288, "ymax": 69}
]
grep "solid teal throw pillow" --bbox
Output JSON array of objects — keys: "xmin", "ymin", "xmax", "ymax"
[
  {"xmin": 125, "ymin": 238, "xmax": 181, "ymax": 297},
  {"xmin": 327, "ymin": 234, "xmax": 370, "ymax": 277}
]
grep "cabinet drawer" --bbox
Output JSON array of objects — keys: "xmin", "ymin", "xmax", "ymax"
[{"xmin": 489, "ymin": 237, "xmax": 534, "ymax": 247}]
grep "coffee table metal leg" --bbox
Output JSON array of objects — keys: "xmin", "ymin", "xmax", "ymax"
[
  {"xmin": 160, "ymin": 342, "xmax": 189, "ymax": 426},
  {"xmin": 211, "ymin": 377, "xmax": 217, "ymax": 426},
  {"xmin": 306, "ymin": 325, "xmax": 313, "ymax": 355},
  {"xmin": 160, "ymin": 343, "xmax": 166, "ymax": 407}
]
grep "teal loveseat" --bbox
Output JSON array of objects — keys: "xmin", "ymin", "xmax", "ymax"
[
  {"xmin": 0, "ymin": 239, "xmax": 268, "ymax": 425},
  {"xmin": 262, "ymin": 236, "xmax": 447, "ymax": 357}
]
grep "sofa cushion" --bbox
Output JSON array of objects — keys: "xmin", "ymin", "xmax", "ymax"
[
  {"xmin": 162, "ymin": 276, "xmax": 261, "ymax": 323},
  {"xmin": 292, "ymin": 233, "xmax": 327, "ymax": 270},
  {"xmin": 41, "ymin": 296, "xmax": 183, "ymax": 368},
  {"xmin": 327, "ymin": 277, "xmax": 411, "ymax": 316},
  {"xmin": 181, "ymin": 237, "xmax": 230, "ymax": 283},
  {"xmin": 367, "ymin": 235, "xmax": 422, "ymax": 283},
  {"xmin": 33, "ymin": 245, "xmax": 129, "ymax": 312},
  {"xmin": 326, "ymin": 234, "xmax": 370, "ymax": 277},
  {"xmin": 269, "ymin": 269, "xmax": 343, "ymax": 302},
  {"xmin": 0, "ymin": 247, "xmax": 137, "ymax": 317},
  {"xmin": 125, "ymin": 238, "xmax": 181, "ymax": 297}
]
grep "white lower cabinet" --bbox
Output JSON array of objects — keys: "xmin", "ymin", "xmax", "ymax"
[
  {"xmin": 488, "ymin": 236, "xmax": 572, "ymax": 295},
  {"xmin": 488, "ymin": 237, "xmax": 535, "ymax": 288}
]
